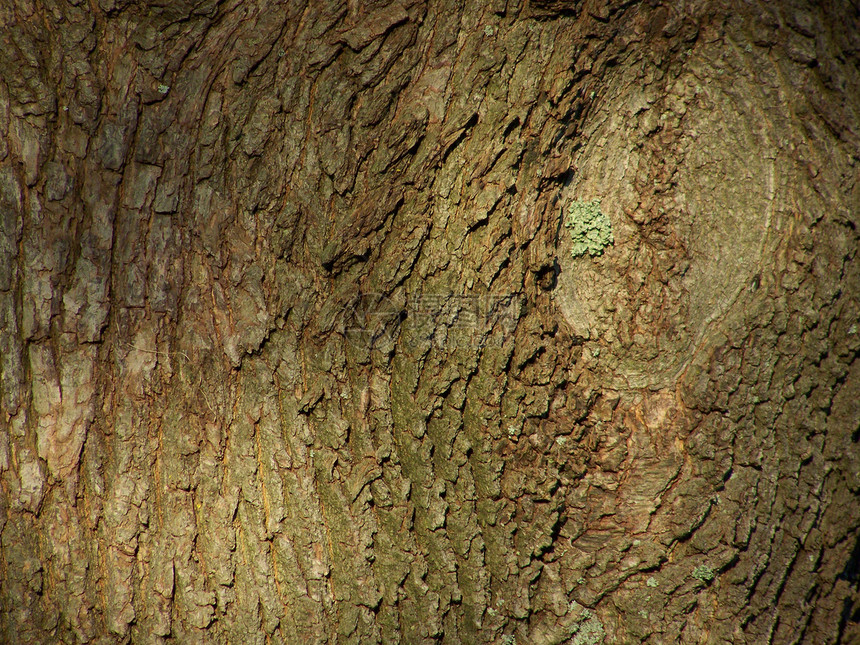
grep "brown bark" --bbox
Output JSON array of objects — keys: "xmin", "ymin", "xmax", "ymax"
[{"xmin": 1, "ymin": 0, "xmax": 858, "ymax": 643}]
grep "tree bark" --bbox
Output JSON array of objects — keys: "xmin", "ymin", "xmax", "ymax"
[{"xmin": 1, "ymin": 0, "xmax": 859, "ymax": 642}]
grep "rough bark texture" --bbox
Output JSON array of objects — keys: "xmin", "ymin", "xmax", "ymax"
[{"xmin": 1, "ymin": 0, "xmax": 859, "ymax": 643}]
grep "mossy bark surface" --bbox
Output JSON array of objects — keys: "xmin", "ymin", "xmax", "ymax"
[{"xmin": 1, "ymin": 1, "xmax": 859, "ymax": 643}]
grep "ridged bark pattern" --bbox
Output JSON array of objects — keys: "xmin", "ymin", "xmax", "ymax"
[{"xmin": 1, "ymin": 0, "xmax": 858, "ymax": 643}]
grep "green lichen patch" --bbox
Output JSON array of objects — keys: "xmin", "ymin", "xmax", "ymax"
[
  {"xmin": 571, "ymin": 609, "xmax": 606, "ymax": 645},
  {"xmin": 692, "ymin": 565, "xmax": 716, "ymax": 582},
  {"xmin": 564, "ymin": 199, "xmax": 614, "ymax": 258}
]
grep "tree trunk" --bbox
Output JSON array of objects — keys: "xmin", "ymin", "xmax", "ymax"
[{"xmin": 1, "ymin": 0, "xmax": 859, "ymax": 642}]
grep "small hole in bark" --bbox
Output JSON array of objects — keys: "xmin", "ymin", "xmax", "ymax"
[
  {"xmin": 536, "ymin": 259, "xmax": 560, "ymax": 291},
  {"xmin": 751, "ymin": 273, "xmax": 761, "ymax": 290}
]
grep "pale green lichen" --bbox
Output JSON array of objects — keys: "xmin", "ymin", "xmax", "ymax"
[
  {"xmin": 692, "ymin": 565, "xmax": 716, "ymax": 582},
  {"xmin": 571, "ymin": 613, "xmax": 606, "ymax": 645},
  {"xmin": 565, "ymin": 199, "xmax": 614, "ymax": 258}
]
